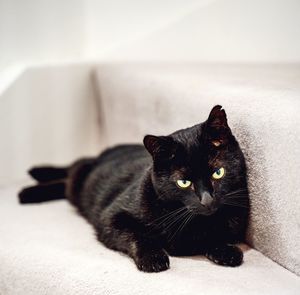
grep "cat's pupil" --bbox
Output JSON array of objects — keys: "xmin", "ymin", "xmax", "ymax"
[{"xmin": 216, "ymin": 169, "xmax": 221, "ymax": 175}]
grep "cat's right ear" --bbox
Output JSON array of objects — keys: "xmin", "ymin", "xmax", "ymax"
[
  {"xmin": 143, "ymin": 135, "xmax": 177, "ymax": 160},
  {"xmin": 205, "ymin": 105, "xmax": 232, "ymax": 147}
]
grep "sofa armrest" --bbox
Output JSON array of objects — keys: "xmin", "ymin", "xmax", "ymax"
[{"xmin": 0, "ymin": 64, "xmax": 101, "ymax": 185}]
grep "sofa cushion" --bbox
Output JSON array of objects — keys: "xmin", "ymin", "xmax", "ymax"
[{"xmin": 1, "ymin": 183, "xmax": 299, "ymax": 295}]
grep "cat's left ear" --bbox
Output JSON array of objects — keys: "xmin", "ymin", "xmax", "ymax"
[
  {"xmin": 143, "ymin": 135, "xmax": 178, "ymax": 161},
  {"xmin": 205, "ymin": 105, "xmax": 232, "ymax": 147}
]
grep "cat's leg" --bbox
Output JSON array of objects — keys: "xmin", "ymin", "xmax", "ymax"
[
  {"xmin": 19, "ymin": 181, "xmax": 65, "ymax": 203},
  {"xmin": 205, "ymin": 244, "xmax": 243, "ymax": 267},
  {"xmin": 132, "ymin": 242, "xmax": 170, "ymax": 273},
  {"xmin": 166, "ymin": 236, "xmax": 243, "ymax": 267},
  {"xmin": 28, "ymin": 166, "xmax": 68, "ymax": 183},
  {"xmin": 98, "ymin": 212, "xmax": 170, "ymax": 273}
]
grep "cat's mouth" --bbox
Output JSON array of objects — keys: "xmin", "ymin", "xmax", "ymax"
[
  {"xmin": 200, "ymin": 207, "xmax": 218, "ymax": 216},
  {"xmin": 190, "ymin": 205, "xmax": 218, "ymax": 216}
]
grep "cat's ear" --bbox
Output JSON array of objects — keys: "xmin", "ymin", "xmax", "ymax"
[
  {"xmin": 143, "ymin": 135, "xmax": 178, "ymax": 160},
  {"xmin": 205, "ymin": 105, "xmax": 232, "ymax": 147}
]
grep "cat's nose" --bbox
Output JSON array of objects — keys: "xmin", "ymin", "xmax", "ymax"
[{"xmin": 200, "ymin": 191, "xmax": 214, "ymax": 208}]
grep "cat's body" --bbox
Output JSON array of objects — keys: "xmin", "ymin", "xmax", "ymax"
[{"xmin": 19, "ymin": 106, "xmax": 249, "ymax": 272}]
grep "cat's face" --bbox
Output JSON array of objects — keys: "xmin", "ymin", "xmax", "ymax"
[{"xmin": 144, "ymin": 105, "xmax": 248, "ymax": 216}]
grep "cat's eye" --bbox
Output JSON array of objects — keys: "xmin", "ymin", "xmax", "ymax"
[
  {"xmin": 212, "ymin": 167, "xmax": 225, "ymax": 180},
  {"xmin": 176, "ymin": 180, "xmax": 192, "ymax": 189}
]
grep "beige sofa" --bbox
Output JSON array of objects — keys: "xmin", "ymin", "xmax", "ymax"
[{"xmin": 0, "ymin": 63, "xmax": 299, "ymax": 294}]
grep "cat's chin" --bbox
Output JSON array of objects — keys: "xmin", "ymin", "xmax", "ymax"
[{"xmin": 194, "ymin": 207, "xmax": 218, "ymax": 216}]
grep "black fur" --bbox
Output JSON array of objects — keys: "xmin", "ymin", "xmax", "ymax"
[
  {"xmin": 19, "ymin": 105, "xmax": 249, "ymax": 272},
  {"xmin": 29, "ymin": 166, "xmax": 67, "ymax": 183},
  {"xmin": 19, "ymin": 181, "xmax": 65, "ymax": 203}
]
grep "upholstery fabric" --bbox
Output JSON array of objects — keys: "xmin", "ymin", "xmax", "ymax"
[{"xmin": 1, "ymin": 184, "xmax": 299, "ymax": 295}]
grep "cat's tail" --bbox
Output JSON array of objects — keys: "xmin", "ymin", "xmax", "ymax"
[{"xmin": 19, "ymin": 181, "xmax": 66, "ymax": 204}]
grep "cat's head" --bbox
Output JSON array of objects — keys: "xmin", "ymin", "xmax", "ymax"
[{"xmin": 143, "ymin": 105, "xmax": 248, "ymax": 216}]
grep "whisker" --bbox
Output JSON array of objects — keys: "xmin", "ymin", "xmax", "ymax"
[
  {"xmin": 146, "ymin": 207, "xmax": 187, "ymax": 234},
  {"xmin": 161, "ymin": 211, "xmax": 186, "ymax": 230},
  {"xmin": 162, "ymin": 212, "xmax": 188, "ymax": 231},
  {"xmin": 168, "ymin": 211, "xmax": 194, "ymax": 242},
  {"xmin": 224, "ymin": 198, "xmax": 249, "ymax": 203},
  {"xmin": 229, "ymin": 217, "xmax": 239, "ymax": 225},
  {"xmin": 150, "ymin": 207, "xmax": 186, "ymax": 226},
  {"xmin": 176, "ymin": 212, "xmax": 194, "ymax": 236},
  {"xmin": 225, "ymin": 195, "xmax": 249, "ymax": 199},
  {"xmin": 167, "ymin": 213, "xmax": 189, "ymax": 242},
  {"xmin": 225, "ymin": 189, "xmax": 248, "ymax": 197},
  {"xmin": 222, "ymin": 201, "xmax": 249, "ymax": 209},
  {"xmin": 163, "ymin": 210, "xmax": 190, "ymax": 234}
]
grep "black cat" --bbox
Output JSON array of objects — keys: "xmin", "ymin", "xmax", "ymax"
[{"xmin": 19, "ymin": 105, "xmax": 249, "ymax": 272}]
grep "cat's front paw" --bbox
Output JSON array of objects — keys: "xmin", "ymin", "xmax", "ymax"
[
  {"xmin": 135, "ymin": 250, "xmax": 170, "ymax": 272},
  {"xmin": 206, "ymin": 245, "xmax": 243, "ymax": 267}
]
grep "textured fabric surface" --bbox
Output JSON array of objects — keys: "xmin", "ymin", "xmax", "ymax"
[
  {"xmin": 1, "ymin": 183, "xmax": 299, "ymax": 295},
  {"xmin": 94, "ymin": 63, "xmax": 300, "ymax": 276}
]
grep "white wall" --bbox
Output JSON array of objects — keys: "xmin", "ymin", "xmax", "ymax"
[
  {"xmin": 0, "ymin": 0, "xmax": 85, "ymax": 71},
  {"xmin": 84, "ymin": 0, "xmax": 212, "ymax": 59},
  {"xmin": 0, "ymin": 0, "xmax": 299, "ymax": 184},
  {"xmin": 1, "ymin": 0, "xmax": 299, "ymax": 74},
  {"xmin": 87, "ymin": 0, "xmax": 300, "ymax": 63}
]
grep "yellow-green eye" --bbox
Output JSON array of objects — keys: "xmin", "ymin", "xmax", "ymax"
[
  {"xmin": 176, "ymin": 180, "xmax": 192, "ymax": 189},
  {"xmin": 212, "ymin": 167, "xmax": 225, "ymax": 180}
]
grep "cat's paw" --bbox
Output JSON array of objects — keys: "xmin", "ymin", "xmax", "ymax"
[
  {"xmin": 206, "ymin": 245, "xmax": 243, "ymax": 267},
  {"xmin": 135, "ymin": 250, "xmax": 170, "ymax": 272}
]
